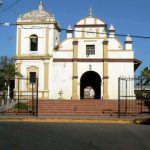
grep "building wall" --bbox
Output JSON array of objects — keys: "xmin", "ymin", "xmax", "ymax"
[
  {"xmin": 108, "ymin": 62, "xmax": 134, "ymax": 99},
  {"xmin": 15, "ymin": 9, "xmax": 136, "ymax": 100},
  {"xmin": 77, "ymin": 62, "xmax": 103, "ymax": 99},
  {"xmin": 52, "ymin": 62, "xmax": 72, "ymax": 99}
]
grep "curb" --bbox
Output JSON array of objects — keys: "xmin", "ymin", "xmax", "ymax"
[
  {"xmin": 0, "ymin": 118, "xmax": 133, "ymax": 124},
  {"xmin": 133, "ymin": 118, "xmax": 150, "ymax": 125}
]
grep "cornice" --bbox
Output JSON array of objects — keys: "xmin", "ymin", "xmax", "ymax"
[
  {"xmin": 53, "ymin": 58, "xmax": 141, "ymax": 63},
  {"xmin": 74, "ymin": 24, "xmax": 107, "ymax": 28},
  {"xmin": 17, "ymin": 21, "xmax": 60, "ymax": 30},
  {"xmin": 15, "ymin": 55, "xmax": 52, "ymax": 60}
]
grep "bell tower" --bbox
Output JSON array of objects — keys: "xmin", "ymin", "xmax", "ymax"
[{"xmin": 15, "ymin": 2, "xmax": 60, "ymax": 99}]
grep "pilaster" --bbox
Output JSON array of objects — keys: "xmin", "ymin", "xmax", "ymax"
[
  {"xmin": 44, "ymin": 62, "xmax": 49, "ymax": 90},
  {"xmin": 15, "ymin": 63, "xmax": 21, "ymax": 91},
  {"xmin": 103, "ymin": 40, "xmax": 109, "ymax": 100},
  {"xmin": 17, "ymin": 28, "xmax": 21, "ymax": 57},
  {"xmin": 72, "ymin": 40, "xmax": 79, "ymax": 100},
  {"xmin": 45, "ymin": 27, "xmax": 49, "ymax": 55}
]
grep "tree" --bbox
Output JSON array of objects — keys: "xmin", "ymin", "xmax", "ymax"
[
  {"xmin": 140, "ymin": 67, "xmax": 150, "ymax": 85},
  {"xmin": 0, "ymin": 56, "xmax": 21, "ymax": 79},
  {"xmin": 0, "ymin": 56, "xmax": 21, "ymax": 98},
  {"xmin": 141, "ymin": 67, "xmax": 150, "ymax": 77}
]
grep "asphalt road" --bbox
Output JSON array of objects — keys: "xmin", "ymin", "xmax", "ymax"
[{"xmin": 0, "ymin": 122, "xmax": 149, "ymax": 150}]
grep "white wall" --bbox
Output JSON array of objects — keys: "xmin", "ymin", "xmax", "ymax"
[
  {"xmin": 78, "ymin": 39, "xmax": 103, "ymax": 58},
  {"xmin": 52, "ymin": 62, "xmax": 73, "ymax": 99},
  {"xmin": 16, "ymin": 14, "xmax": 136, "ymax": 100},
  {"xmin": 108, "ymin": 62, "xmax": 134, "ymax": 99},
  {"xmin": 17, "ymin": 60, "xmax": 45, "ymax": 91},
  {"xmin": 108, "ymin": 51, "xmax": 134, "ymax": 59},
  {"xmin": 17, "ymin": 24, "xmax": 58, "ymax": 56}
]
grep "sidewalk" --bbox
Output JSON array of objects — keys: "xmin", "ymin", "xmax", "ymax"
[
  {"xmin": 0, "ymin": 115, "xmax": 149, "ymax": 124},
  {"xmin": 0, "ymin": 115, "xmax": 136, "ymax": 124}
]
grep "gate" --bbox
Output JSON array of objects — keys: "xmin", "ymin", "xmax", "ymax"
[
  {"xmin": 0, "ymin": 77, "xmax": 38, "ymax": 116},
  {"xmin": 118, "ymin": 77, "xmax": 150, "ymax": 118}
]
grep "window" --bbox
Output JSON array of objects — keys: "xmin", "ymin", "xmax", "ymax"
[
  {"xmin": 30, "ymin": 72, "xmax": 36, "ymax": 83},
  {"xmin": 86, "ymin": 45, "xmax": 95, "ymax": 55},
  {"xmin": 30, "ymin": 34, "xmax": 38, "ymax": 51}
]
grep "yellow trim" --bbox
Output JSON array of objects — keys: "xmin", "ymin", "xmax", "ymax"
[
  {"xmin": 72, "ymin": 40, "xmax": 78, "ymax": 100},
  {"xmin": 45, "ymin": 27, "xmax": 49, "ymax": 55},
  {"xmin": 16, "ymin": 63, "xmax": 21, "ymax": 75},
  {"xmin": 15, "ymin": 55, "xmax": 51, "ymax": 60},
  {"xmin": 94, "ymin": 18, "xmax": 97, "ymax": 24},
  {"xmin": 83, "ymin": 19, "xmax": 86, "ymax": 38},
  {"xmin": 103, "ymin": 40, "xmax": 109, "ymax": 100},
  {"xmin": 96, "ymin": 27, "xmax": 99, "ymax": 38},
  {"xmin": 27, "ymin": 66, "xmax": 39, "ymax": 91},
  {"xmin": 44, "ymin": 62, "xmax": 49, "ymax": 90},
  {"xmin": 40, "ymin": 91, "xmax": 49, "ymax": 99},
  {"xmin": 82, "ymin": 28, "xmax": 85, "ymax": 38},
  {"xmin": 15, "ymin": 63, "xmax": 21, "ymax": 91},
  {"xmin": 84, "ymin": 18, "xmax": 86, "ymax": 24},
  {"xmin": 84, "ymin": 40, "xmax": 97, "ymax": 42},
  {"xmin": 17, "ymin": 22, "xmax": 60, "ymax": 30},
  {"xmin": 75, "ymin": 16, "xmax": 106, "ymax": 26},
  {"xmin": 17, "ymin": 28, "xmax": 21, "ymax": 57},
  {"xmin": 0, "ymin": 118, "xmax": 133, "ymax": 123},
  {"xmin": 13, "ymin": 90, "xmax": 49, "ymax": 100}
]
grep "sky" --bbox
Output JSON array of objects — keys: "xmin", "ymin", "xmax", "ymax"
[{"xmin": 0, "ymin": 0, "xmax": 150, "ymax": 75}]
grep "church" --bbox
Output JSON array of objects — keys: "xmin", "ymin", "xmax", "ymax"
[{"xmin": 15, "ymin": 2, "xmax": 141, "ymax": 100}]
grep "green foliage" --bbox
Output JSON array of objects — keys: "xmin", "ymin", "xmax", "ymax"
[
  {"xmin": 0, "ymin": 56, "xmax": 21, "ymax": 79},
  {"xmin": 141, "ymin": 67, "xmax": 150, "ymax": 77},
  {"xmin": 0, "ymin": 56, "xmax": 22, "ymax": 91},
  {"xmin": 140, "ymin": 67, "xmax": 150, "ymax": 86},
  {"xmin": 135, "ymin": 90, "xmax": 150, "ymax": 99},
  {"xmin": 14, "ymin": 102, "xmax": 30, "ymax": 110}
]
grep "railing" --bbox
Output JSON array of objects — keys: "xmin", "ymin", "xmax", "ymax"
[
  {"xmin": 0, "ymin": 77, "xmax": 38, "ymax": 116},
  {"xmin": 118, "ymin": 77, "xmax": 150, "ymax": 118}
]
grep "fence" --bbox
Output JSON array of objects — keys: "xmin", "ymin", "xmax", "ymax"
[
  {"xmin": 118, "ymin": 77, "xmax": 150, "ymax": 118},
  {"xmin": 0, "ymin": 77, "xmax": 38, "ymax": 116}
]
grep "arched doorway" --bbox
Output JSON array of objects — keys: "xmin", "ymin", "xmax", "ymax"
[{"xmin": 80, "ymin": 71, "xmax": 101, "ymax": 99}]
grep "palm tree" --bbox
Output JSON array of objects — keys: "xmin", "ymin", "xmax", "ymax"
[
  {"xmin": 0, "ymin": 56, "xmax": 21, "ymax": 79},
  {"xmin": 140, "ymin": 67, "xmax": 150, "ymax": 85},
  {"xmin": 0, "ymin": 56, "xmax": 22, "ymax": 99}
]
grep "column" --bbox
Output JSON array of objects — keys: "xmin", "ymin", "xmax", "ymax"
[
  {"xmin": 15, "ymin": 63, "xmax": 21, "ymax": 92},
  {"xmin": 103, "ymin": 40, "xmax": 109, "ymax": 100},
  {"xmin": 72, "ymin": 40, "xmax": 78, "ymax": 100},
  {"xmin": 44, "ymin": 62, "xmax": 49, "ymax": 90},
  {"xmin": 17, "ymin": 28, "xmax": 21, "ymax": 57},
  {"xmin": 45, "ymin": 27, "xmax": 49, "ymax": 55}
]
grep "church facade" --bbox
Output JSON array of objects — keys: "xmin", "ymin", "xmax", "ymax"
[{"xmin": 15, "ymin": 2, "xmax": 141, "ymax": 100}]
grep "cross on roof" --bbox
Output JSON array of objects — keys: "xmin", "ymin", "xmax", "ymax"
[
  {"xmin": 39, "ymin": 1, "xmax": 43, "ymax": 11},
  {"xmin": 89, "ymin": 7, "xmax": 93, "ymax": 17}
]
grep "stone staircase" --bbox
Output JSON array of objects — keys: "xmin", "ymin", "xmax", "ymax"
[
  {"xmin": 38, "ymin": 100, "xmax": 119, "ymax": 117},
  {"xmin": 1, "ymin": 99, "xmax": 149, "ymax": 117}
]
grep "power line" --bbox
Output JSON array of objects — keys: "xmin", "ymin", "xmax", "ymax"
[
  {"xmin": 1, "ymin": 22, "xmax": 150, "ymax": 40},
  {"xmin": 1, "ymin": 2, "xmax": 19, "ymax": 15},
  {"xmin": 61, "ymin": 28, "xmax": 150, "ymax": 39},
  {"xmin": 0, "ymin": 0, "xmax": 21, "ymax": 14}
]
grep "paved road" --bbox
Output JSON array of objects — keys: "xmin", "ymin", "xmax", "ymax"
[{"xmin": 0, "ymin": 122, "xmax": 149, "ymax": 150}]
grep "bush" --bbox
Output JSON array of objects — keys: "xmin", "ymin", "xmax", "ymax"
[{"xmin": 15, "ymin": 102, "xmax": 29, "ymax": 110}]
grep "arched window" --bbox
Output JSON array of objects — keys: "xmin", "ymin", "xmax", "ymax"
[{"xmin": 30, "ymin": 34, "xmax": 38, "ymax": 51}]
